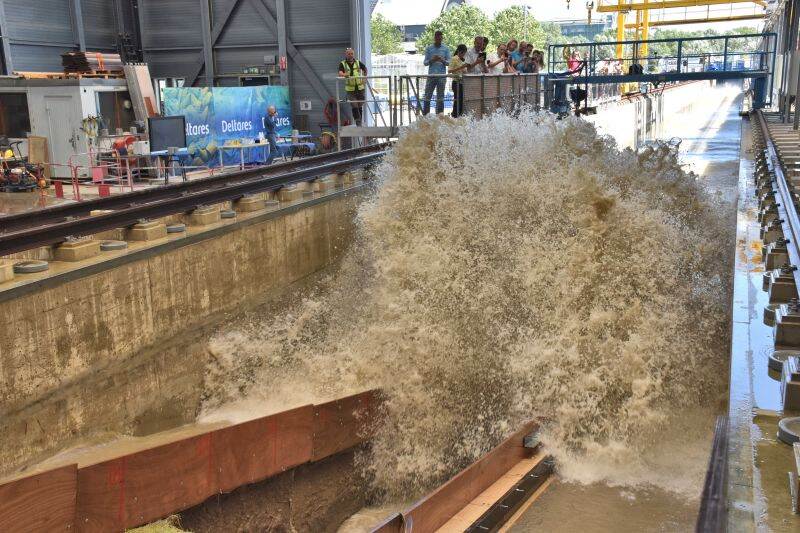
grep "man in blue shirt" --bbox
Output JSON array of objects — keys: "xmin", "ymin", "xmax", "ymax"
[
  {"xmin": 263, "ymin": 105, "xmax": 279, "ymax": 164},
  {"xmin": 422, "ymin": 31, "xmax": 451, "ymax": 115}
]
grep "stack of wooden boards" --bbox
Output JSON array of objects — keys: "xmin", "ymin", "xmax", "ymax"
[{"xmin": 61, "ymin": 52, "xmax": 124, "ymax": 73}]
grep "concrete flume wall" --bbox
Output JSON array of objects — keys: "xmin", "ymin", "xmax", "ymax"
[{"xmin": 0, "ymin": 189, "xmax": 363, "ymax": 473}]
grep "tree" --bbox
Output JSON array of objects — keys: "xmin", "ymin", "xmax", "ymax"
[
  {"xmin": 490, "ymin": 6, "xmax": 545, "ymax": 50},
  {"xmin": 417, "ymin": 5, "xmax": 491, "ymax": 52},
  {"xmin": 371, "ymin": 13, "xmax": 403, "ymax": 55},
  {"xmin": 540, "ymin": 22, "xmax": 569, "ymax": 47}
]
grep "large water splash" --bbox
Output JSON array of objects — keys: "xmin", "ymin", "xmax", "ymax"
[{"xmin": 203, "ymin": 110, "xmax": 732, "ymax": 501}]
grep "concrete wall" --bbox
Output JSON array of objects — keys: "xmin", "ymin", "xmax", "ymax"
[
  {"xmin": 0, "ymin": 189, "xmax": 363, "ymax": 473},
  {"xmin": 589, "ymin": 81, "xmax": 716, "ymax": 149}
]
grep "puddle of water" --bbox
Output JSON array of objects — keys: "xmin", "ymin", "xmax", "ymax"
[{"xmin": 510, "ymin": 480, "xmax": 698, "ymax": 533}]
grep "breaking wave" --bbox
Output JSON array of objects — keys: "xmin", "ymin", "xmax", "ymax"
[{"xmin": 202, "ymin": 110, "xmax": 732, "ymax": 501}]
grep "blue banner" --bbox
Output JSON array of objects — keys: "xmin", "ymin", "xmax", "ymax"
[{"xmin": 162, "ymin": 86, "xmax": 292, "ymax": 167}]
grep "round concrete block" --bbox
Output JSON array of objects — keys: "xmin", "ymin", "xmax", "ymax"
[
  {"xmin": 778, "ymin": 417, "xmax": 800, "ymax": 445},
  {"xmin": 220, "ymin": 209, "xmax": 237, "ymax": 219},
  {"xmin": 764, "ymin": 304, "xmax": 780, "ymax": 327},
  {"xmin": 167, "ymin": 223, "xmax": 186, "ymax": 234},
  {"xmin": 13, "ymin": 260, "xmax": 49, "ymax": 274},
  {"xmin": 769, "ymin": 349, "xmax": 800, "ymax": 373},
  {"xmin": 100, "ymin": 240, "xmax": 129, "ymax": 252}
]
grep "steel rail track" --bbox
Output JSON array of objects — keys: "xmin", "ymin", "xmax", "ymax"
[
  {"xmin": 755, "ymin": 110, "xmax": 800, "ymax": 291},
  {"xmin": 0, "ymin": 145, "xmax": 387, "ymax": 256}
]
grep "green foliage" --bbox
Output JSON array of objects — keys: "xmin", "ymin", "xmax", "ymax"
[
  {"xmin": 416, "ymin": 4, "xmax": 566, "ymax": 53},
  {"xmin": 416, "ymin": 5, "xmax": 491, "ymax": 51},
  {"xmin": 541, "ymin": 22, "xmax": 570, "ymax": 47},
  {"xmin": 371, "ymin": 13, "xmax": 404, "ymax": 55},
  {"xmin": 489, "ymin": 6, "xmax": 544, "ymax": 50}
]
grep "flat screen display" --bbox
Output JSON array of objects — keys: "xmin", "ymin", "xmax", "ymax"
[{"xmin": 148, "ymin": 116, "xmax": 187, "ymax": 153}]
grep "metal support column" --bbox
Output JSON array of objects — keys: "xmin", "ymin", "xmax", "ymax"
[
  {"xmin": 71, "ymin": 0, "xmax": 86, "ymax": 51},
  {"xmin": 615, "ymin": 4, "xmax": 625, "ymax": 59},
  {"xmin": 199, "ymin": 0, "xmax": 215, "ymax": 86},
  {"xmin": 248, "ymin": 0, "xmax": 331, "ymax": 101},
  {"xmin": 276, "ymin": 0, "xmax": 288, "ymax": 86},
  {"xmin": 0, "ymin": 0, "xmax": 13, "ymax": 74},
  {"xmin": 640, "ymin": 0, "xmax": 650, "ymax": 57}
]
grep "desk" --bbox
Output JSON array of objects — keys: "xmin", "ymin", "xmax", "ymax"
[
  {"xmin": 275, "ymin": 136, "xmax": 316, "ymax": 160},
  {"xmin": 218, "ymin": 143, "xmax": 270, "ymax": 170},
  {"xmin": 147, "ymin": 148, "xmax": 190, "ymax": 182}
]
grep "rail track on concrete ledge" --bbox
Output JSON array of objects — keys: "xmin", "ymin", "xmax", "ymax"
[{"xmin": 0, "ymin": 144, "xmax": 388, "ymax": 256}]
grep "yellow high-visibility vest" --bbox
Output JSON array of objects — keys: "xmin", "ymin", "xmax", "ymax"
[{"xmin": 340, "ymin": 60, "xmax": 365, "ymax": 92}]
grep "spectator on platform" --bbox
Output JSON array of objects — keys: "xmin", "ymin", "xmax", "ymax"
[
  {"xmin": 338, "ymin": 48, "xmax": 368, "ymax": 126},
  {"xmin": 507, "ymin": 39, "xmax": 521, "ymax": 71},
  {"xmin": 465, "ymin": 36, "xmax": 488, "ymax": 74},
  {"xmin": 517, "ymin": 43, "xmax": 536, "ymax": 73},
  {"xmin": 488, "ymin": 43, "xmax": 508, "ymax": 74},
  {"xmin": 449, "ymin": 44, "xmax": 469, "ymax": 118},
  {"xmin": 422, "ymin": 30, "xmax": 451, "ymax": 115},
  {"xmin": 531, "ymin": 50, "xmax": 545, "ymax": 73},
  {"xmin": 567, "ymin": 50, "xmax": 583, "ymax": 72},
  {"xmin": 264, "ymin": 105, "xmax": 279, "ymax": 164}
]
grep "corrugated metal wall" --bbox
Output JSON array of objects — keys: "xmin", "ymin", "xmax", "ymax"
[
  {"xmin": 2, "ymin": 0, "xmax": 118, "ymax": 72},
  {"xmin": 1, "ymin": 0, "xmax": 368, "ymax": 131}
]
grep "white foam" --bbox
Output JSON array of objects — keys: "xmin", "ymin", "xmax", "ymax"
[{"xmin": 202, "ymin": 109, "xmax": 732, "ymax": 502}]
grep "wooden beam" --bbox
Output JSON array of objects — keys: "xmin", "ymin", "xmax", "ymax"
[
  {"xmin": 377, "ymin": 421, "xmax": 542, "ymax": 533},
  {"xmin": 0, "ymin": 465, "xmax": 77, "ymax": 532},
  {"xmin": 0, "ymin": 390, "xmax": 383, "ymax": 532}
]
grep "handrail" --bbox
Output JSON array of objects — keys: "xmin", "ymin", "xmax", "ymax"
[
  {"xmin": 553, "ymin": 31, "xmax": 774, "ymax": 48},
  {"xmin": 548, "ymin": 32, "xmax": 777, "ymax": 80}
]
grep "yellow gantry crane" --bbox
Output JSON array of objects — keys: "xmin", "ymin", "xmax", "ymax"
[{"xmin": 595, "ymin": 0, "xmax": 767, "ymax": 59}]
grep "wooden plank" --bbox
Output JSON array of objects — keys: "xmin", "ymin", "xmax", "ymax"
[
  {"xmin": 213, "ymin": 404, "xmax": 314, "ymax": 492},
  {"xmin": 27, "ymin": 135, "xmax": 50, "ymax": 179},
  {"xmin": 372, "ymin": 512, "xmax": 403, "ymax": 533},
  {"xmin": 76, "ymin": 458, "xmax": 126, "ymax": 532},
  {"xmin": 0, "ymin": 464, "xmax": 76, "ymax": 532},
  {"xmin": 400, "ymin": 421, "xmax": 537, "ymax": 533},
  {"xmin": 312, "ymin": 389, "xmax": 381, "ymax": 461},
  {"xmin": 437, "ymin": 454, "xmax": 548, "ymax": 531},
  {"xmin": 21, "ymin": 390, "xmax": 383, "ymax": 532},
  {"xmin": 77, "ymin": 434, "xmax": 216, "ymax": 530}
]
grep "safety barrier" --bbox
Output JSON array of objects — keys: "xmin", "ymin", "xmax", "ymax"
[{"xmin": 334, "ymin": 73, "xmax": 542, "ymax": 149}]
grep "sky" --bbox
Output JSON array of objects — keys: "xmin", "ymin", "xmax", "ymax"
[{"xmin": 374, "ymin": 0, "xmax": 764, "ymax": 31}]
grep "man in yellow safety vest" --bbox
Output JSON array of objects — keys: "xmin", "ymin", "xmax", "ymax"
[{"xmin": 338, "ymin": 48, "xmax": 368, "ymax": 126}]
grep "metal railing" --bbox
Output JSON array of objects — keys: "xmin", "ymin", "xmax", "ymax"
[
  {"xmin": 548, "ymin": 33, "xmax": 777, "ymax": 79},
  {"xmin": 333, "ymin": 73, "xmax": 542, "ymax": 150}
]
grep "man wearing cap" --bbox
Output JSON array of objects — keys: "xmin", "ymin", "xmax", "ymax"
[{"xmin": 338, "ymin": 48, "xmax": 368, "ymax": 126}]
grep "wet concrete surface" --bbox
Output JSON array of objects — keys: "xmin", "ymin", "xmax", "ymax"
[
  {"xmin": 510, "ymin": 481, "xmax": 698, "ymax": 533},
  {"xmin": 0, "ymin": 190, "xmax": 72, "ymax": 216}
]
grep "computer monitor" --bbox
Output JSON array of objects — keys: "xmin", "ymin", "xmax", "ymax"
[{"xmin": 148, "ymin": 116, "xmax": 187, "ymax": 153}]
